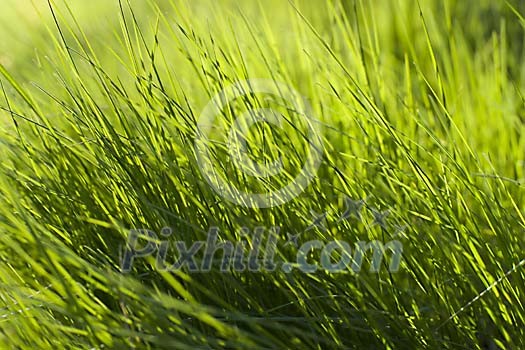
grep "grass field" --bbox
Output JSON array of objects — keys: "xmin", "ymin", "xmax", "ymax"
[{"xmin": 0, "ymin": 0, "xmax": 524, "ymax": 349}]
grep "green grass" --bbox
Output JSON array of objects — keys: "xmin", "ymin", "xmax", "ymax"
[{"xmin": 0, "ymin": 0, "xmax": 524, "ymax": 348}]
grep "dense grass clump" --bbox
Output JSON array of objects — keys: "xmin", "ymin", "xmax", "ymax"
[{"xmin": 0, "ymin": 0, "xmax": 524, "ymax": 348}]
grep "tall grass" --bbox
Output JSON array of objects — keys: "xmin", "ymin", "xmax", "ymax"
[{"xmin": 0, "ymin": 0, "xmax": 524, "ymax": 348}]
